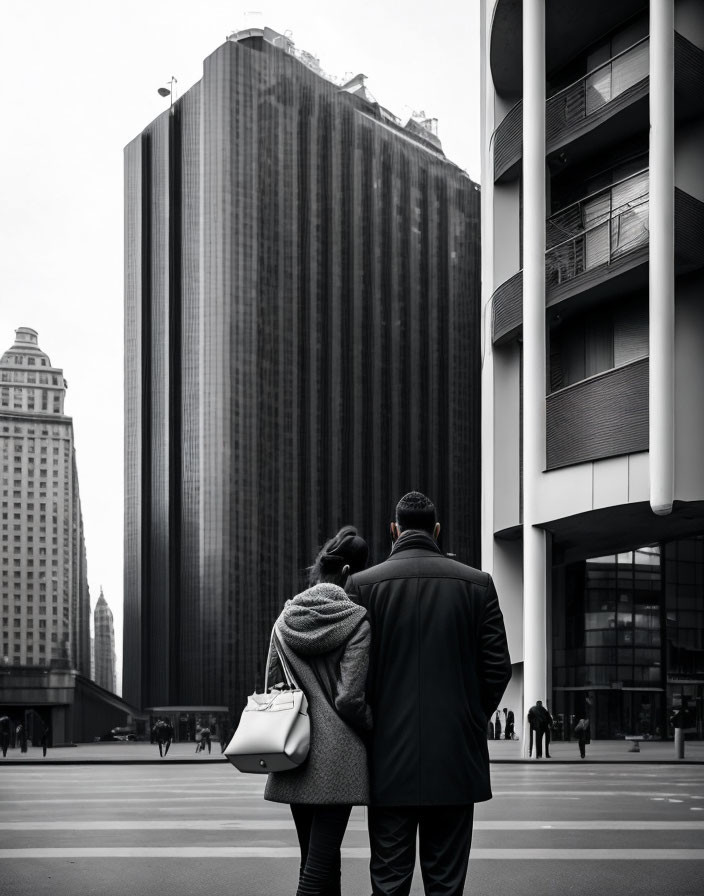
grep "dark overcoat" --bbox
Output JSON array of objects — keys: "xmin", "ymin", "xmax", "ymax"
[{"xmin": 346, "ymin": 531, "xmax": 512, "ymax": 806}]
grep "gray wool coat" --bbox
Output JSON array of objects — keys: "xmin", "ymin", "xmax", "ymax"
[{"xmin": 264, "ymin": 583, "xmax": 372, "ymax": 806}]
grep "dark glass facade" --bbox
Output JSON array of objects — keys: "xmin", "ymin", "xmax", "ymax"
[
  {"xmin": 124, "ymin": 33, "xmax": 481, "ymax": 715},
  {"xmin": 553, "ymin": 537, "xmax": 704, "ymax": 739}
]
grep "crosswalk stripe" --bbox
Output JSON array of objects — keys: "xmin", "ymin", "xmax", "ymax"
[
  {"xmin": 3, "ymin": 820, "xmax": 704, "ymax": 831},
  {"xmin": 0, "ymin": 796, "xmax": 244, "ymax": 804},
  {"xmin": 2, "ymin": 791, "xmax": 702, "ymax": 805},
  {"xmin": 1, "ymin": 847, "xmax": 704, "ymax": 860}
]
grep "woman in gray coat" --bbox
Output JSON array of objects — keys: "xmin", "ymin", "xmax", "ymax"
[{"xmin": 265, "ymin": 526, "xmax": 372, "ymax": 896}]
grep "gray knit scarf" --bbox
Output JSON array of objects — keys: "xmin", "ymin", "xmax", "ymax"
[{"xmin": 277, "ymin": 583, "xmax": 367, "ymax": 656}]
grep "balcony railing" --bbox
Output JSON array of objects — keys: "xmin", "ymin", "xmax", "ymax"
[
  {"xmin": 492, "ymin": 177, "xmax": 704, "ymax": 346},
  {"xmin": 545, "ymin": 169, "xmax": 649, "ymax": 288},
  {"xmin": 545, "ymin": 38, "xmax": 649, "ymax": 145}
]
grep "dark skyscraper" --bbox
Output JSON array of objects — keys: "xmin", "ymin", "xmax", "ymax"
[{"xmin": 124, "ymin": 27, "xmax": 481, "ymax": 714}]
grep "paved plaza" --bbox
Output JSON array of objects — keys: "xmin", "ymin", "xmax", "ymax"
[
  {"xmin": 1, "ymin": 749, "xmax": 703, "ymax": 896},
  {"xmin": 3, "ymin": 735, "xmax": 704, "ymax": 764}
]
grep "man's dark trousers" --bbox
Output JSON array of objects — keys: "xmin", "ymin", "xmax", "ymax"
[
  {"xmin": 530, "ymin": 725, "xmax": 545, "ymax": 758},
  {"xmin": 369, "ymin": 805, "xmax": 474, "ymax": 896}
]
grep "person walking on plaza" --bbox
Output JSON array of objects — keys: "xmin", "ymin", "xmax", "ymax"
[
  {"xmin": 40, "ymin": 726, "xmax": 49, "ymax": 757},
  {"xmin": 154, "ymin": 720, "xmax": 173, "ymax": 757},
  {"xmin": 199, "ymin": 728, "xmax": 212, "ymax": 754},
  {"xmin": 494, "ymin": 711, "xmax": 502, "ymax": 740},
  {"xmin": 0, "ymin": 717, "xmax": 10, "ymax": 757},
  {"xmin": 346, "ymin": 492, "xmax": 512, "ymax": 896},
  {"xmin": 574, "ymin": 715, "xmax": 590, "ymax": 759},
  {"xmin": 504, "ymin": 708, "xmax": 515, "ymax": 741},
  {"xmin": 538, "ymin": 701, "xmax": 553, "ymax": 758},
  {"xmin": 16, "ymin": 723, "xmax": 27, "ymax": 753},
  {"xmin": 265, "ymin": 526, "xmax": 372, "ymax": 896},
  {"xmin": 528, "ymin": 700, "xmax": 549, "ymax": 759}
]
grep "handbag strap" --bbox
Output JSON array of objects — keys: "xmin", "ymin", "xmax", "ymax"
[{"xmin": 263, "ymin": 624, "xmax": 300, "ymax": 692}]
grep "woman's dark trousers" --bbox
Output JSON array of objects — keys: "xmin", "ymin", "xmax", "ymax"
[
  {"xmin": 368, "ymin": 805, "xmax": 474, "ymax": 896},
  {"xmin": 290, "ymin": 803, "xmax": 352, "ymax": 896}
]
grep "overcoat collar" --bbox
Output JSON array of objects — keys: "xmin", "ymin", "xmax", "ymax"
[{"xmin": 389, "ymin": 530, "xmax": 442, "ymax": 557}]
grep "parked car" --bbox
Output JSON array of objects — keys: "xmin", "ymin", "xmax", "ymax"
[{"xmin": 111, "ymin": 727, "xmax": 137, "ymax": 741}]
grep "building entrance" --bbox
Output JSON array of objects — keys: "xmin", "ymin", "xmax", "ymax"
[
  {"xmin": 592, "ymin": 690, "xmax": 663, "ymax": 739},
  {"xmin": 553, "ymin": 536, "xmax": 704, "ymax": 740}
]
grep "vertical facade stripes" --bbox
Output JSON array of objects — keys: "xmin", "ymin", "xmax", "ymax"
[
  {"xmin": 123, "ymin": 136, "xmax": 144, "ymax": 707},
  {"xmin": 178, "ymin": 84, "xmax": 202, "ymax": 704},
  {"xmin": 124, "ymin": 36, "xmax": 481, "ymax": 714}
]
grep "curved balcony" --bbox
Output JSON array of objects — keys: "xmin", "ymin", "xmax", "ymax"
[
  {"xmin": 491, "ymin": 173, "xmax": 704, "ymax": 345},
  {"xmin": 493, "ymin": 32, "xmax": 704, "ymax": 182},
  {"xmin": 492, "ymin": 271, "xmax": 523, "ymax": 345},
  {"xmin": 546, "ymin": 357, "xmax": 649, "ymax": 470}
]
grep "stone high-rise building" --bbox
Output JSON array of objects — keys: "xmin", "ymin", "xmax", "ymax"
[
  {"xmin": 94, "ymin": 587, "xmax": 117, "ymax": 693},
  {"xmin": 0, "ymin": 327, "xmax": 91, "ymax": 674},
  {"xmin": 124, "ymin": 27, "xmax": 481, "ymax": 714}
]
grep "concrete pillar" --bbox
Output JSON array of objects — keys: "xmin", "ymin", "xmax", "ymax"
[
  {"xmin": 522, "ymin": 0, "xmax": 548, "ymax": 757},
  {"xmin": 480, "ymin": 0, "xmax": 496, "ymax": 576},
  {"xmin": 649, "ymin": 0, "xmax": 675, "ymax": 516},
  {"xmin": 674, "ymin": 727, "xmax": 685, "ymax": 759}
]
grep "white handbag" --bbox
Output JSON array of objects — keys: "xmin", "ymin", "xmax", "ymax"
[{"xmin": 224, "ymin": 625, "xmax": 310, "ymax": 773}]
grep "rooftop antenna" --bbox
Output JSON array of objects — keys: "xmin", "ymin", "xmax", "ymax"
[{"xmin": 157, "ymin": 76, "xmax": 178, "ymax": 109}]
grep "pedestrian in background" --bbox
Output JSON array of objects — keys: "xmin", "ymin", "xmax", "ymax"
[
  {"xmin": 154, "ymin": 720, "xmax": 173, "ymax": 757},
  {"xmin": 539, "ymin": 702, "xmax": 553, "ymax": 758},
  {"xmin": 574, "ymin": 716, "xmax": 590, "ymax": 759},
  {"xmin": 346, "ymin": 492, "xmax": 512, "ymax": 896},
  {"xmin": 504, "ymin": 708, "xmax": 515, "ymax": 740},
  {"xmin": 527, "ymin": 700, "xmax": 549, "ymax": 758},
  {"xmin": 264, "ymin": 526, "xmax": 372, "ymax": 896},
  {"xmin": 495, "ymin": 711, "xmax": 502, "ymax": 740},
  {"xmin": 0, "ymin": 717, "xmax": 10, "ymax": 757},
  {"xmin": 16, "ymin": 723, "xmax": 27, "ymax": 753},
  {"xmin": 40, "ymin": 726, "xmax": 49, "ymax": 757}
]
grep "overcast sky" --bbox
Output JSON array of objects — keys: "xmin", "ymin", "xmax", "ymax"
[{"xmin": 0, "ymin": 0, "xmax": 481, "ymax": 695}]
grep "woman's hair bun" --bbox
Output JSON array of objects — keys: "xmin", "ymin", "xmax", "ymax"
[{"xmin": 308, "ymin": 526, "xmax": 369, "ymax": 586}]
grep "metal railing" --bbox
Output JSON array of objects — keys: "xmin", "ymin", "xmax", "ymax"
[
  {"xmin": 546, "ymin": 37, "xmax": 649, "ymax": 144},
  {"xmin": 545, "ymin": 169, "xmax": 650, "ymax": 287}
]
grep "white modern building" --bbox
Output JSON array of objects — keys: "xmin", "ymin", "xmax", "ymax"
[{"xmin": 481, "ymin": 1, "xmax": 704, "ymax": 747}]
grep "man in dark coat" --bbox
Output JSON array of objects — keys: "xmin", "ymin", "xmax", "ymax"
[
  {"xmin": 346, "ymin": 491, "xmax": 512, "ymax": 896},
  {"xmin": 528, "ymin": 699, "xmax": 552, "ymax": 758},
  {"xmin": 539, "ymin": 702, "xmax": 553, "ymax": 758}
]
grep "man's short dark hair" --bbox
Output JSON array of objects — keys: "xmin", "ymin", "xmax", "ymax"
[{"xmin": 396, "ymin": 491, "xmax": 437, "ymax": 533}]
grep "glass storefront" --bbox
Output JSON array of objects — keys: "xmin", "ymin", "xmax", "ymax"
[
  {"xmin": 553, "ymin": 536, "xmax": 704, "ymax": 739},
  {"xmin": 146, "ymin": 707, "xmax": 232, "ymax": 745}
]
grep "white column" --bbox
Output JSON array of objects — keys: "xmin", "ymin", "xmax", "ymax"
[
  {"xmin": 522, "ymin": 0, "xmax": 548, "ymax": 757},
  {"xmin": 480, "ymin": 0, "xmax": 496, "ymax": 576},
  {"xmin": 649, "ymin": 1, "xmax": 675, "ymax": 516}
]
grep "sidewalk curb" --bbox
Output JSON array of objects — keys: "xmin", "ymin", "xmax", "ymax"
[
  {"xmin": 2, "ymin": 758, "xmax": 702, "ymax": 766},
  {"xmin": 0, "ymin": 758, "xmax": 228, "ymax": 766}
]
